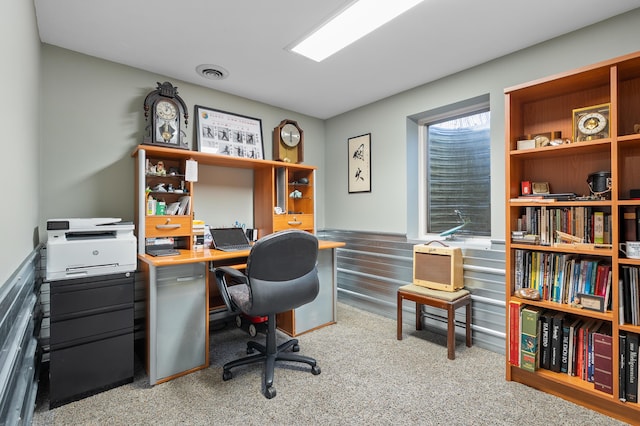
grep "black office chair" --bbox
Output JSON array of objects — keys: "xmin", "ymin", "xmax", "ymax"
[{"xmin": 214, "ymin": 229, "xmax": 321, "ymax": 399}]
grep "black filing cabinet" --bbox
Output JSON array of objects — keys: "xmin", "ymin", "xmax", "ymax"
[{"xmin": 49, "ymin": 272, "xmax": 134, "ymax": 408}]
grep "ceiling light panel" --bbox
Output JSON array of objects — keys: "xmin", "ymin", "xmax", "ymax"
[{"xmin": 290, "ymin": 0, "xmax": 424, "ymax": 62}]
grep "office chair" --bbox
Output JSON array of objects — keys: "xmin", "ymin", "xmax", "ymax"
[{"xmin": 214, "ymin": 229, "xmax": 321, "ymax": 399}]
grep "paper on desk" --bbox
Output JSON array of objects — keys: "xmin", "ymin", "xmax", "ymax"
[{"xmin": 185, "ymin": 159, "xmax": 198, "ymax": 182}]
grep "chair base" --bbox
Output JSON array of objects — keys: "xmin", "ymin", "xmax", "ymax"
[{"xmin": 222, "ymin": 313, "xmax": 320, "ymax": 399}]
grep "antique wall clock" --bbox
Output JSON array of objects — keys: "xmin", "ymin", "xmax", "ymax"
[
  {"xmin": 273, "ymin": 119, "xmax": 304, "ymax": 163},
  {"xmin": 143, "ymin": 81, "xmax": 189, "ymax": 149}
]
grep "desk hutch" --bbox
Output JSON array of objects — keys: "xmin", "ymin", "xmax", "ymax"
[{"xmin": 505, "ymin": 50, "xmax": 640, "ymax": 423}]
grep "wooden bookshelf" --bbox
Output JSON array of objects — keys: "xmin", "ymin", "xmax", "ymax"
[{"xmin": 505, "ymin": 50, "xmax": 640, "ymax": 424}]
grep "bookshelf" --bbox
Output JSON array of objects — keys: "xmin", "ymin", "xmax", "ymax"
[{"xmin": 505, "ymin": 51, "xmax": 640, "ymax": 423}]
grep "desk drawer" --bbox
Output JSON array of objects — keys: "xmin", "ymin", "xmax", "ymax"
[
  {"xmin": 146, "ymin": 216, "xmax": 191, "ymax": 238},
  {"xmin": 50, "ymin": 308, "xmax": 134, "ymax": 348},
  {"xmin": 273, "ymin": 214, "xmax": 313, "ymax": 231}
]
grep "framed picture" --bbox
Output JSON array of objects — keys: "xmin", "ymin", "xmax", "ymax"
[
  {"xmin": 348, "ymin": 133, "xmax": 371, "ymax": 193},
  {"xmin": 577, "ymin": 293, "xmax": 605, "ymax": 312},
  {"xmin": 194, "ymin": 105, "xmax": 264, "ymax": 159}
]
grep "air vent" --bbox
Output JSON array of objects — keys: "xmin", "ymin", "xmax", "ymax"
[{"xmin": 196, "ymin": 64, "xmax": 229, "ymax": 80}]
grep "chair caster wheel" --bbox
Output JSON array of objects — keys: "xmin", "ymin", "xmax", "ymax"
[
  {"xmin": 249, "ymin": 324, "xmax": 257, "ymax": 337},
  {"xmin": 222, "ymin": 370, "xmax": 233, "ymax": 381},
  {"xmin": 246, "ymin": 346, "xmax": 255, "ymax": 354},
  {"xmin": 235, "ymin": 315, "xmax": 242, "ymax": 328},
  {"xmin": 311, "ymin": 365, "xmax": 321, "ymax": 375},
  {"xmin": 292, "ymin": 344, "xmax": 300, "ymax": 352},
  {"xmin": 265, "ymin": 386, "xmax": 276, "ymax": 399}
]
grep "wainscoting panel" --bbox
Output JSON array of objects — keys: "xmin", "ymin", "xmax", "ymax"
[{"xmin": 318, "ymin": 230, "xmax": 506, "ymax": 355}]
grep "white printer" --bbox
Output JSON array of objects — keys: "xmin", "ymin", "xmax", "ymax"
[{"xmin": 46, "ymin": 218, "xmax": 137, "ymax": 281}]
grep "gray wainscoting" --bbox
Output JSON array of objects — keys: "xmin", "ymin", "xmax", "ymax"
[
  {"xmin": 0, "ymin": 247, "xmax": 41, "ymax": 425},
  {"xmin": 318, "ymin": 230, "xmax": 507, "ymax": 355}
]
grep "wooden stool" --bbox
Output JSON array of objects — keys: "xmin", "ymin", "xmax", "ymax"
[{"xmin": 397, "ymin": 284, "xmax": 472, "ymax": 360}]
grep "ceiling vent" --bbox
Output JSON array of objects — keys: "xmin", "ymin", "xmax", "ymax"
[{"xmin": 196, "ymin": 64, "xmax": 229, "ymax": 80}]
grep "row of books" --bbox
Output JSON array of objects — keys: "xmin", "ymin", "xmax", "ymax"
[
  {"xmin": 621, "ymin": 266, "xmax": 640, "ymax": 326},
  {"xmin": 515, "ymin": 206, "xmax": 611, "ymax": 245},
  {"xmin": 509, "ymin": 303, "xmax": 638, "ymax": 400},
  {"xmin": 514, "ymin": 249, "xmax": 612, "ymax": 307}
]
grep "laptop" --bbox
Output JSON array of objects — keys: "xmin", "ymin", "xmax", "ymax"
[{"xmin": 210, "ymin": 227, "xmax": 253, "ymax": 252}]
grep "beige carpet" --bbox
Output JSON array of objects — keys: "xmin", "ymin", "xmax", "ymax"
[{"xmin": 32, "ymin": 302, "xmax": 628, "ymax": 425}]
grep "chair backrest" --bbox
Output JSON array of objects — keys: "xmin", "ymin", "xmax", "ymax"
[{"xmin": 245, "ymin": 230, "xmax": 319, "ymax": 316}]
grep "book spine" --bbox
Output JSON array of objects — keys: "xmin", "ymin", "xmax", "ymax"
[
  {"xmin": 620, "ymin": 334, "xmax": 627, "ymax": 401},
  {"xmin": 508, "ymin": 301, "xmax": 522, "ymax": 366},
  {"xmin": 593, "ymin": 332, "xmax": 613, "ymax": 395},
  {"xmin": 627, "ymin": 333, "xmax": 639, "ymax": 403},
  {"xmin": 520, "ymin": 307, "xmax": 541, "ymax": 372},
  {"xmin": 561, "ymin": 322, "xmax": 570, "ymax": 374},
  {"xmin": 540, "ymin": 311, "xmax": 551, "ymax": 370},
  {"xmin": 550, "ymin": 313, "xmax": 564, "ymax": 372}
]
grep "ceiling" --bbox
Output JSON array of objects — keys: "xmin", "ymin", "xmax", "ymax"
[{"xmin": 34, "ymin": 0, "xmax": 640, "ymax": 119}]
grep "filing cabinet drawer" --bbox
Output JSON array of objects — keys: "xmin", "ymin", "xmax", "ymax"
[
  {"xmin": 50, "ymin": 307, "xmax": 134, "ymax": 348},
  {"xmin": 273, "ymin": 214, "xmax": 313, "ymax": 231},
  {"xmin": 50, "ymin": 273, "xmax": 133, "ymax": 319},
  {"xmin": 146, "ymin": 216, "xmax": 191, "ymax": 238}
]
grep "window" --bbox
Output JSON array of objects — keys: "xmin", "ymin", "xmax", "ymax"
[{"xmin": 418, "ymin": 105, "xmax": 491, "ymax": 238}]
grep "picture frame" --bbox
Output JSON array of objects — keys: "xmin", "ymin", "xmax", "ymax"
[
  {"xmin": 348, "ymin": 133, "xmax": 371, "ymax": 193},
  {"xmin": 572, "ymin": 103, "xmax": 610, "ymax": 143},
  {"xmin": 577, "ymin": 293, "xmax": 605, "ymax": 312},
  {"xmin": 194, "ymin": 105, "xmax": 264, "ymax": 159}
]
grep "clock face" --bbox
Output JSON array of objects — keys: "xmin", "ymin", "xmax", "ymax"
[
  {"xmin": 156, "ymin": 100, "xmax": 178, "ymax": 121},
  {"xmin": 578, "ymin": 112, "xmax": 607, "ymax": 135},
  {"xmin": 280, "ymin": 123, "xmax": 301, "ymax": 147}
]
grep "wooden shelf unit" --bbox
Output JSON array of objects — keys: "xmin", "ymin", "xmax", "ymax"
[
  {"xmin": 133, "ymin": 144, "xmax": 317, "ymax": 252},
  {"xmin": 505, "ymin": 51, "xmax": 640, "ymax": 424}
]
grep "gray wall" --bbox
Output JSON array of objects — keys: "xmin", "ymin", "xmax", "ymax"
[
  {"xmin": 4, "ymin": 4, "xmax": 640, "ymax": 285},
  {"xmin": 1, "ymin": 0, "xmax": 41, "ymax": 286},
  {"xmin": 38, "ymin": 45, "xmax": 327, "ymax": 238},
  {"xmin": 323, "ymin": 9, "xmax": 640, "ymax": 240}
]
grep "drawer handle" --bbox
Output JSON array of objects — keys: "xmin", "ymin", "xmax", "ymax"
[
  {"xmin": 176, "ymin": 275, "xmax": 205, "ymax": 282},
  {"xmin": 156, "ymin": 224, "xmax": 181, "ymax": 229},
  {"xmin": 288, "ymin": 220, "xmax": 302, "ymax": 225},
  {"xmin": 156, "ymin": 218, "xmax": 181, "ymax": 230}
]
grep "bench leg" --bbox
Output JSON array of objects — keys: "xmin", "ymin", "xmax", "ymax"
[
  {"xmin": 415, "ymin": 303, "xmax": 422, "ymax": 331},
  {"xmin": 465, "ymin": 299, "xmax": 472, "ymax": 348},
  {"xmin": 447, "ymin": 305, "xmax": 455, "ymax": 360},
  {"xmin": 397, "ymin": 292, "xmax": 403, "ymax": 340}
]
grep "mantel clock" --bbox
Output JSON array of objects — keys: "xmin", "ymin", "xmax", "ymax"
[
  {"xmin": 143, "ymin": 81, "xmax": 189, "ymax": 149},
  {"xmin": 273, "ymin": 119, "xmax": 303, "ymax": 163}
]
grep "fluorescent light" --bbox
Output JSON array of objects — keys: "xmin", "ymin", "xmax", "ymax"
[{"xmin": 290, "ymin": 0, "xmax": 424, "ymax": 62}]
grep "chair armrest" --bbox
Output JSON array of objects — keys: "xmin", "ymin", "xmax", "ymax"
[{"xmin": 214, "ymin": 266, "xmax": 248, "ymax": 312}]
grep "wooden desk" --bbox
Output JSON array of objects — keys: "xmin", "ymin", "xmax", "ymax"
[{"xmin": 139, "ymin": 240, "xmax": 344, "ymax": 385}]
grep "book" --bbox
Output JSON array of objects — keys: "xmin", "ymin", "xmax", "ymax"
[
  {"xmin": 593, "ymin": 211, "xmax": 604, "ymax": 244},
  {"xmin": 626, "ymin": 333, "xmax": 639, "ymax": 403},
  {"xmin": 593, "ymin": 328, "xmax": 613, "ymax": 395},
  {"xmin": 561, "ymin": 318, "xmax": 571, "ymax": 374},
  {"xmin": 550, "ymin": 312, "xmax": 565, "ymax": 372},
  {"xmin": 623, "ymin": 208, "xmax": 637, "ymax": 242},
  {"xmin": 540, "ymin": 310, "xmax": 553, "ymax": 369},
  {"xmin": 620, "ymin": 334, "xmax": 628, "ymax": 401},
  {"xmin": 567, "ymin": 317, "xmax": 582, "ymax": 376},
  {"xmin": 520, "ymin": 306, "xmax": 542, "ymax": 372},
  {"xmin": 509, "ymin": 300, "xmax": 524, "ymax": 367}
]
